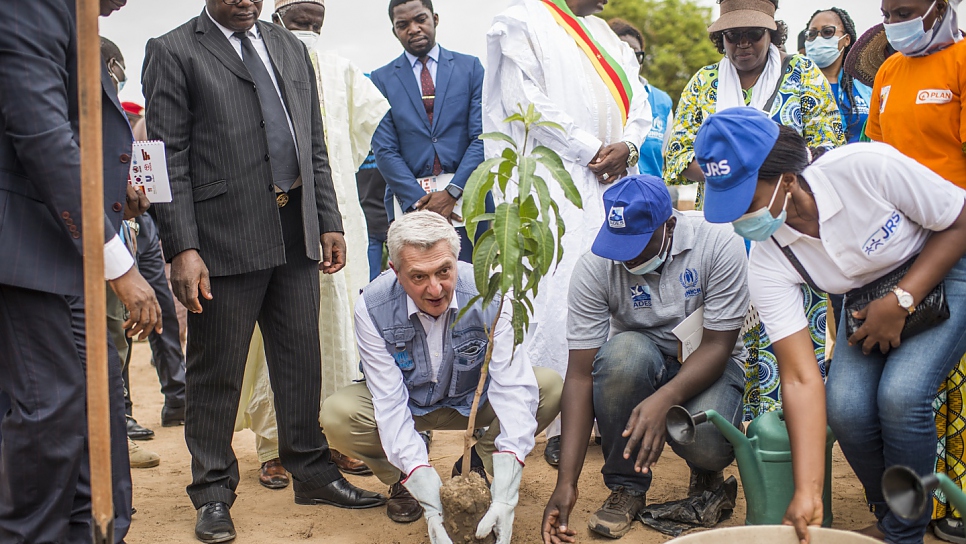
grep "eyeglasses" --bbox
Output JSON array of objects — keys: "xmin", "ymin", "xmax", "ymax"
[
  {"xmin": 634, "ymin": 51, "xmax": 646, "ymax": 64},
  {"xmin": 805, "ymin": 25, "xmax": 841, "ymax": 41},
  {"xmin": 723, "ymin": 28, "xmax": 768, "ymax": 44},
  {"xmin": 222, "ymin": 0, "xmax": 264, "ymax": 5}
]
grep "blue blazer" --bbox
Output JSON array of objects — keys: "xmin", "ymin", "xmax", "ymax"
[
  {"xmin": 0, "ymin": 0, "xmax": 131, "ymax": 296},
  {"xmin": 370, "ymin": 46, "xmax": 484, "ymax": 218}
]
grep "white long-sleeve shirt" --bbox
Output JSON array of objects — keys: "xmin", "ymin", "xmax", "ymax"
[{"xmin": 354, "ymin": 276, "xmax": 539, "ymax": 476}]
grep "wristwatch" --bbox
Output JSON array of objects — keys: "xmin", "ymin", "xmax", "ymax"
[
  {"xmin": 892, "ymin": 286, "xmax": 916, "ymax": 315},
  {"xmin": 444, "ymin": 184, "xmax": 464, "ymax": 201},
  {"xmin": 623, "ymin": 141, "xmax": 640, "ymax": 169}
]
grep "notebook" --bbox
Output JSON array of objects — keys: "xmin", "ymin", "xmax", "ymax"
[
  {"xmin": 129, "ymin": 141, "xmax": 171, "ymax": 203},
  {"xmin": 392, "ymin": 173, "xmax": 464, "ymax": 227},
  {"xmin": 672, "ymin": 306, "xmax": 705, "ymax": 363}
]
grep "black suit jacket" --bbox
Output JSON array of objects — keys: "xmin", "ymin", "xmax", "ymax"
[
  {"xmin": 0, "ymin": 0, "xmax": 132, "ymax": 296},
  {"xmin": 142, "ymin": 11, "xmax": 343, "ymax": 277}
]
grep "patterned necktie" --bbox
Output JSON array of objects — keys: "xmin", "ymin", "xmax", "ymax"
[
  {"xmin": 234, "ymin": 31, "xmax": 300, "ymax": 192},
  {"xmin": 420, "ymin": 57, "xmax": 442, "ymax": 176}
]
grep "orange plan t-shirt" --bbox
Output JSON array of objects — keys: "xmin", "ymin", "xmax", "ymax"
[{"xmin": 867, "ymin": 39, "xmax": 966, "ymax": 189}]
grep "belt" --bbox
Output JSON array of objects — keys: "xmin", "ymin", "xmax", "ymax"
[{"xmin": 275, "ymin": 176, "xmax": 302, "ymax": 208}]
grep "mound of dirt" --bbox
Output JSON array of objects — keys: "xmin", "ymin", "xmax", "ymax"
[{"xmin": 439, "ymin": 472, "xmax": 495, "ymax": 544}]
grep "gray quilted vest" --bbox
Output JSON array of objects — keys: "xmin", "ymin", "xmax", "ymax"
[{"xmin": 363, "ymin": 261, "xmax": 501, "ymax": 416}]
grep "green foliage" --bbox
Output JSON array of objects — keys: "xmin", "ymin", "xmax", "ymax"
[
  {"xmin": 601, "ymin": 0, "xmax": 721, "ymax": 105},
  {"xmin": 459, "ymin": 104, "xmax": 582, "ymax": 346}
]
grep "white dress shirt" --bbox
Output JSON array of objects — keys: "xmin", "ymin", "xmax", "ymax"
[
  {"xmin": 404, "ymin": 43, "xmax": 440, "ymax": 88},
  {"xmin": 749, "ymin": 143, "xmax": 966, "ymax": 343},
  {"xmin": 354, "ymin": 271, "xmax": 539, "ymax": 477},
  {"xmin": 206, "ymin": 9, "xmax": 298, "ymax": 145}
]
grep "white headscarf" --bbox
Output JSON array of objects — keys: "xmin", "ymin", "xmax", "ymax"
[
  {"xmin": 715, "ymin": 44, "xmax": 783, "ymax": 113},
  {"xmin": 912, "ymin": 0, "xmax": 964, "ymax": 57}
]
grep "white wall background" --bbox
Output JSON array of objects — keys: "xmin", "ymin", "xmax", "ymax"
[{"xmin": 102, "ymin": 0, "xmax": 965, "ymax": 105}]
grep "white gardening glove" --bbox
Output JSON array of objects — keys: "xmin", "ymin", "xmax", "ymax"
[
  {"xmin": 475, "ymin": 452, "xmax": 523, "ymax": 544},
  {"xmin": 402, "ymin": 466, "xmax": 453, "ymax": 544}
]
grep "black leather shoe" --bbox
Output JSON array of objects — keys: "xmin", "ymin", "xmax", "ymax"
[
  {"xmin": 126, "ymin": 418, "xmax": 155, "ymax": 441},
  {"xmin": 161, "ymin": 404, "xmax": 186, "ymax": 427},
  {"xmin": 195, "ymin": 502, "xmax": 235, "ymax": 544},
  {"xmin": 544, "ymin": 435, "xmax": 561, "ymax": 467},
  {"xmin": 451, "ymin": 447, "xmax": 490, "ymax": 486},
  {"xmin": 294, "ymin": 478, "xmax": 386, "ymax": 509},
  {"xmin": 386, "ymin": 481, "xmax": 423, "ymax": 523}
]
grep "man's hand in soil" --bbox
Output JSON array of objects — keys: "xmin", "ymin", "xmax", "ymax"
[
  {"xmin": 414, "ymin": 191, "xmax": 462, "ymax": 223},
  {"xmin": 622, "ymin": 392, "xmax": 673, "ymax": 474},
  {"xmin": 402, "ymin": 466, "xmax": 453, "ymax": 544},
  {"xmin": 476, "ymin": 453, "xmax": 522, "ymax": 544},
  {"xmin": 542, "ymin": 484, "xmax": 578, "ymax": 544}
]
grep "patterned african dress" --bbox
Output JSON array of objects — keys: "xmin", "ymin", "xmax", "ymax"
[{"xmin": 664, "ymin": 54, "xmax": 846, "ymax": 420}]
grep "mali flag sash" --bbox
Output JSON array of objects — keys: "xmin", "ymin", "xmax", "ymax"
[{"xmin": 540, "ymin": 0, "xmax": 633, "ymax": 125}]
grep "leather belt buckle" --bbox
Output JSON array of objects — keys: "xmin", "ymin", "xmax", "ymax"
[{"xmin": 276, "ymin": 193, "xmax": 289, "ymax": 208}]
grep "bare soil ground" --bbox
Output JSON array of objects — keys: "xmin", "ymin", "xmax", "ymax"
[{"xmin": 124, "ymin": 342, "xmax": 940, "ymax": 543}]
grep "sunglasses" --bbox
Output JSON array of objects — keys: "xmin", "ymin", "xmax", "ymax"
[
  {"xmin": 805, "ymin": 25, "xmax": 841, "ymax": 41},
  {"xmin": 634, "ymin": 51, "xmax": 646, "ymax": 64},
  {"xmin": 723, "ymin": 28, "xmax": 768, "ymax": 44}
]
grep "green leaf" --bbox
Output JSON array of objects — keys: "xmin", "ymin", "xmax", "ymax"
[
  {"xmin": 511, "ymin": 299, "xmax": 528, "ymax": 346},
  {"xmin": 532, "ymin": 174, "xmax": 552, "ymax": 217},
  {"xmin": 529, "ymin": 219, "xmax": 555, "ymax": 277},
  {"xmin": 503, "ymin": 113, "xmax": 526, "ymax": 125},
  {"xmin": 479, "ymin": 132, "xmax": 517, "ymax": 148},
  {"xmin": 533, "ymin": 146, "xmax": 582, "ymax": 209},
  {"xmin": 517, "ymin": 157, "xmax": 537, "ymax": 200},
  {"xmin": 463, "ymin": 157, "xmax": 501, "ymax": 240},
  {"xmin": 455, "ymin": 294, "xmax": 483, "ymax": 325},
  {"xmin": 520, "ymin": 195, "xmax": 538, "ymax": 221},
  {"xmin": 549, "ymin": 199, "xmax": 566, "ymax": 268},
  {"xmin": 481, "ymin": 272, "xmax": 502, "ymax": 310},
  {"xmin": 534, "ymin": 120, "xmax": 566, "ymax": 133},
  {"xmin": 494, "ymin": 201, "xmax": 521, "ymax": 295},
  {"xmin": 472, "ymin": 229, "xmax": 497, "ymax": 293}
]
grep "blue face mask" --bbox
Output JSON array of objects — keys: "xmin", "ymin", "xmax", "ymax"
[
  {"xmin": 805, "ymin": 35, "xmax": 846, "ymax": 68},
  {"xmin": 732, "ymin": 182, "xmax": 788, "ymax": 242},
  {"xmin": 623, "ymin": 226, "xmax": 670, "ymax": 275},
  {"xmin": 884, "ymin": 0, "xmax": 938, "ymax": 55}
]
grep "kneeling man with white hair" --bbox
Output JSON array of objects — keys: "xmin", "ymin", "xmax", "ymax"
[{"xmin": 320, "ymin": 211, "xmax": 562, "ymax": 543}]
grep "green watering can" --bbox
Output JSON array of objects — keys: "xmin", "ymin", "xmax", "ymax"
[
  {"xmin": 883, "ymin": 465, "xmax": 966, "ymax": 520},
  {"xmin": 666, "ymin": 406, "xmax": 835, "ymax": 527}
]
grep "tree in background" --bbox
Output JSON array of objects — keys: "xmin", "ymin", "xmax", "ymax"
[{"xmin": 601, "ymin": 0, "xmax": 721, "ymax": 105}]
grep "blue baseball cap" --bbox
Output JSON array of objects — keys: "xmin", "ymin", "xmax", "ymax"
[
  {"xmin": 694, "ymin": 107, "xmax": 780, "ymax": 224},
  {"xmin": 592, "ymin": 175, "xmax": 673, "ymax": 262}
]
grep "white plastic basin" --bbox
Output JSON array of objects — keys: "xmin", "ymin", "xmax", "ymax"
[{"xmin": 669, "ymin": 526, "xmax": 881, "ymax": 544}]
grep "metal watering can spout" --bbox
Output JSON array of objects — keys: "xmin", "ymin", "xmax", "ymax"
[
  {"xmin": 666, "ymin": 405, "xmax": 767, "ymax": 512},
  {"xmin": 883, "ymin": 465, "xmax": 966, "ymax": 521}
]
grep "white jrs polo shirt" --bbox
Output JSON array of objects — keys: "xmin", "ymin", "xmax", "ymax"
[{"xmin": 749, "ymin": 142, "xmax": 966, "ymax": 343}]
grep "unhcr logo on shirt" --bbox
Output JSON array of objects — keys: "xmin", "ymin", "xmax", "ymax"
[
  {"xmin": 630, "ymin": 284, "xmax": 652, "ymax": 308},
  {"xmin": 679, "ymin": 268, "xmax": 702, "ymax": 299}
]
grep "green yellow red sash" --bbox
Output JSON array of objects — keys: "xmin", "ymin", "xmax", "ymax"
[{"xmin": 540, "ymin": 0, "xmax": 633, "ymax": 125}]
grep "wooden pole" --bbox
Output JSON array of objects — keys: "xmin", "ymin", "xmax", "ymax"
[{"xmin": 77, "ymin": 0, "xmax": 114, "ymax": 542}]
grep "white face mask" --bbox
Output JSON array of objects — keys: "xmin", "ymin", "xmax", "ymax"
[
  {"xmin": 805, "ymin": 35, "xmax": 846, "ymax": 68},
  {"xmin": 292, "ymin": 30, "xmax": 320, "ymax": 50},
  {"xmin": 884, "ymin": 0, "xmax": 938, "ymax": 56}
]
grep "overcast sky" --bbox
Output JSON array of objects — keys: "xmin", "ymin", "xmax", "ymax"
[{"xmin": 102, "ymin": 0, "xmax": 965, "ymax": 105}]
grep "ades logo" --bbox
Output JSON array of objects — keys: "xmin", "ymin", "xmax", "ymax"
[
  {"xmin": 700, "ymin": 160, "xmax": 731, "ymax": 179},
  {"xmin": 630, "ymin": 284, "xmax": 652, "ymax": 309},
  {"xmin": 863, "ymin": 211, "xmax": 902, "ymax": 256},
  {"xmin": 679, "ymin": 268, "xmax": 702, "ymax": 299},
  {"xmin": 609, "ymin": 206, "xmax": 626, "ymax": 229}
]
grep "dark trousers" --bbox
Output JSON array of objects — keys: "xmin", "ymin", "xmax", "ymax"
[
  {"xmin": 0, "ymin": 286, "xmax": 131, "ymax": 543},
  {"xmin": 136, "ymin": 214, "xmax": 186, "ymax": 409},
  {"xmin": 184, "ymin": 188, "xmax": 340, "ymax": 508},
  {"xmin": 593, "ymin": 332, "xmax": 744, "ymax": 495}
]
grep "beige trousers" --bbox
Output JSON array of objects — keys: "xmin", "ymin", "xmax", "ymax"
[{"xmin": 319, "ymin": 367, "xmax": 563, "ymax": 485}]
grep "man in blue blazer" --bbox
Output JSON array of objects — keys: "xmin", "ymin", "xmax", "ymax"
[
  {"xmin": 371, "ymin": 0, "xmax": 485, "ymax": 262},
  {"xmin": 0, "ymin": 1, "xmax": 162, "ymax": 542}
]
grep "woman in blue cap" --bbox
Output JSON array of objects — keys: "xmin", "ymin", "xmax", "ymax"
[{"xmin": 695, "ymin": 107, "xmax": 966, "ymax": 544}]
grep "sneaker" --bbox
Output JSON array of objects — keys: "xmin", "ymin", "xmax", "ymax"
[
  {"xmin": 128, "ymin": 438, "xmax": 160, "ymax": 469},
  {"xmin": 688, "ymin": 468, "xmax": 724, "ymax": 497},
  {"xmin": 935, "ymin": 517, "xmax": 966, "ymax": 544},
  {"xmin": 588, "ymin": 487, "xmax": 646, "ymax": 539}
]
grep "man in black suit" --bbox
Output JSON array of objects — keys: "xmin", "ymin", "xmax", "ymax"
[
  {"xmin": 0, "ymin": 1, "xmax": 162, "ymax": 542},
  {"xmin": 142, "ymin": 1, "xmax": 386, "ymax": 542}
]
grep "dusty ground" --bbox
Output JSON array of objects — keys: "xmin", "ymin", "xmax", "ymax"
[{"xmin": 124, "ymin": 342, "xmax": 940, "ymax": 544}]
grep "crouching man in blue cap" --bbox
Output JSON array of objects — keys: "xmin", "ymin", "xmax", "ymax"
[
  {"xmin": 541, "ymin": 175, "xmax": 751, "ymax": 541},
  {"xmin": 320, "ymin": 210, "xmax": 562, "ymax": 544}
]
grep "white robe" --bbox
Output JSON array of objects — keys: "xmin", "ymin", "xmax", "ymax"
[
  {"xmin": 235, "ymin": 51, "xmax": 390, "ymax": 455},
  {"xmin": 483, "ymin": 0, "xmax": 651, "ymax": 432}
]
